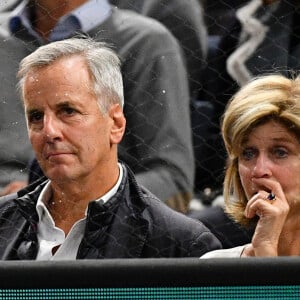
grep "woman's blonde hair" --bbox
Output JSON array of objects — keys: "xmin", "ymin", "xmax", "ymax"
[{"xmin": 222, "ymin": 74, "xmax": 300, "ymax": 225}]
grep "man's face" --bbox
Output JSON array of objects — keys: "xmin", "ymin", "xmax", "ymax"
[{"xmin": 23, "ymin": 55, "xmax": 115, "ymax": 183}]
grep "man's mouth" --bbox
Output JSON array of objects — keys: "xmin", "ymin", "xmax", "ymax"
[{"xmin": 45, "ymin": 152, "xmax": 71, "ymax": 160}]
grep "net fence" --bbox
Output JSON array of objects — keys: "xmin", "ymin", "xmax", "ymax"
[{"xmin": 0, "ymin": 0, "xmax": 298, "ymax": 251}]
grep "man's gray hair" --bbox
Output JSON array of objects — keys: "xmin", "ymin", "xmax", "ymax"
[{"xmin": 17, "ymin": 36, "xmax": 124, "ymax": 113}]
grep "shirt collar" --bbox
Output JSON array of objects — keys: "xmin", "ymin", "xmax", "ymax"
[
  {"xmin": 70, "ymin": 0, "xmax": 111, "ymax": 33},
  {"xmin": 9, "ymin": 0, "xmax": 34, "ymax": 35},
  {"xmin": 101, "ymin": 162, "xmax": 123, "ymax": 203},
  {"xmin": 36, "ymin": 163, "xmax": 123, "ymax": 221},
  {"xmin": 9, "ymin": 0, "xmax": 111, "ymax": 41}
]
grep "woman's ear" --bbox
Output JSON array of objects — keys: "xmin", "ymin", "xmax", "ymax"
[{"xmin": 109, "ymin": 103, "xmax": 126, "ymax": 144}]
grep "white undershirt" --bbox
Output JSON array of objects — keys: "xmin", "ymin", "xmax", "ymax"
[
  {"xmin": 200, "ymin": 245, "xmax": 246, "ymax": 258},
  {"xmin": 35, "ymin": 164, "xmax": 123, "ymax": 260}
]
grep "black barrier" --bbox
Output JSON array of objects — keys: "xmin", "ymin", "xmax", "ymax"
[
  {"xmin": 0, "ymin": 258, "xmax": 300, "ymax": 299},
  {"xmin": 1, "ymin": 257, "xmax": 300, "ymax": 288}
]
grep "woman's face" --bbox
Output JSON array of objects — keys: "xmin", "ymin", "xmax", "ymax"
[{"xmin": 238, "ymin": 120, "xmax": 300, "ymax": 206}]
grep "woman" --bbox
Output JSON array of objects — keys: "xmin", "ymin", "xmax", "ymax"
[{"xmin": 202, "ymin": 73, "xmax": 300, "ymax": 257}]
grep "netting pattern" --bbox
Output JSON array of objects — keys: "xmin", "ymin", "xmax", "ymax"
[{"xmin": 0, "ymin": 0, "xmax": 299, "ymax": 251}]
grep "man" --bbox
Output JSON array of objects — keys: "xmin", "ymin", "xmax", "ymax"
[
  {"xmin": 0, "ymin": 0, "xmax": 194, "ymax": 212},
  {"xmin": 0, "ymin": 37, "xmax": 221, "ymax": 260}
]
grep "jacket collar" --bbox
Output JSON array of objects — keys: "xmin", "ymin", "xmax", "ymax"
[
  {"xmin": 78, "ymin": 164, "xmax": 149, "ymax": 258},
  {"xmin": 13, "ymin": 163, "xmax": 149, "ymax": 259}
]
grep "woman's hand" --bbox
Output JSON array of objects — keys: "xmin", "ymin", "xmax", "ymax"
[{"xmin": 242, "ymin": 178, "xmax": 289, "ymax": 257}]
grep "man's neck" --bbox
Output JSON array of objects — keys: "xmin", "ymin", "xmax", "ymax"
[
  {"xmin": 47, "ymin": 184, "xmax": 100, "ymax": 235},
  {"xmin": 46, "ymin": 162, "xmax": 120, "ymax": 235},
  {"xmin": 33, "ymin": 0, "xmax": 88, "ymax": 39}
]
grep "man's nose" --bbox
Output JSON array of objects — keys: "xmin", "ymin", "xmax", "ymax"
[{"xmin": 43, "ymin": 115, "xmax": 62, "ymax": 141}]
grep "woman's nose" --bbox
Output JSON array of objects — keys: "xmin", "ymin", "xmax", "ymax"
[{"xmin": 252, "ymin": 154, "xmax": 272, "ymax": 178}]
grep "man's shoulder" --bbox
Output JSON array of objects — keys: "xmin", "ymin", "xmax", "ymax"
[
  {"xmin": 0, "ymin": 192, "xmax": 17, "ymax": 206},
  {"xmin": 136, "ymin": 186, "xmax": 222, "ymax": 254},
  {"xmin": 113, "ymin": 8, "xmax": 172, "ymax": 36},
  {"xmin": 0, "ymin": 192, "xmax": 19, "ymax": 216},
  {"xmin": 0, "ymin": 179, "xmax": 46, "ymax": 217},
  {"xmin": 140, "ymin": 186, "xmax": 211, "ymax": 230},
  {"xmin": 92, "ymin": 7, "xmax": 179, "ymax": 54},
  {"xmin": 0, "ymin": 29, "xmax": 33, "ymax": 58},
  {"xmin": 0, "ymin": 12, "xmax": 10, "ymax": 36}
]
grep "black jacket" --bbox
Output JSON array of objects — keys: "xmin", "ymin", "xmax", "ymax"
[{"xmin": 0, "ymin": 164, "xmax": 221, "ymax": 260}]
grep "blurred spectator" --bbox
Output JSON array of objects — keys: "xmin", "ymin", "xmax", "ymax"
[
  {"xmin": 0, "ymin": 0, "xmax": 194, "ymax": 212},
  {"xmin": 109, "ymin": 0, "xmax": 208, "ymax": 100},
  {"xmin": 0, "ymin": 0, "xmax": 19, "ymax": 12},
  {"xmin": 108, "ymin": 0, "xmax": 211, "ymax": 199},
  {"xmin": 203, "ymin": 0, "xmax": 249, "ymax": 36}
]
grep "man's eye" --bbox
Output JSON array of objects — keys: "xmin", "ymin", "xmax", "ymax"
[
  {"xmin": 62, "ymin": 107, "xmax": 76, "ymax": 115},
  {"xmin": 28, "ymin": 111, "xmax": 43, "ymax": 123}
]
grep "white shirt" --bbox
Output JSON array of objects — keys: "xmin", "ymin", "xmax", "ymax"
[
  {"xmin": 200, "ymin": 245, "xmax": 247, "ymax": 258},
  {"xmin": 9, "ymin": 0, "xmax": 111, "ymax": 41},
  {"xmin": 35, "ymin": 163, "xmax": 123, "ymax": 260}
]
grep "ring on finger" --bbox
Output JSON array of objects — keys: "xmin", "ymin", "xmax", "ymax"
[{"xmin": 266, "ymin": 192, "xmax": 276, "ymax": 201}]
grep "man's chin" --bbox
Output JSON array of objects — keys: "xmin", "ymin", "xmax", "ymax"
[{"xmin": 44, "ymin": 167, "xmax": 74, "ymax": 182}]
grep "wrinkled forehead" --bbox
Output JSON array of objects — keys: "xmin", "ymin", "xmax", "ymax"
[
  {"xmin": 241, "ymin": 118, "xmax": 300, "ymax": 146},
  {"xmin": 23, "ymin": 56, "xmax": 93, "ymax": 93}
]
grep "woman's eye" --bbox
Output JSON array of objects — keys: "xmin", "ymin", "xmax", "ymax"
[
  {"xmin": 241, "ymin": 148, "xmax": 256, "ymax": 160},
  {"xmin": 273, "ymin": 147, "xmax": 288, "ymax": 158}
]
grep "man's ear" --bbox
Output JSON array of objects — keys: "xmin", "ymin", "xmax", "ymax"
[{"xmin": 109, "ymin": 103, "xmax": 126, "ymax": 144}]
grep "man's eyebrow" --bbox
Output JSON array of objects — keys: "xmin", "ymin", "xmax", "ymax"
[
  {"xmin": 56, "ymin": 101, "xmax": 72, "ymax": 108},
  {"xmin": 57, "ymin": 100, "xmax": 86, "ymax": 110},
  {"xmin": 26, "ymin": 108, "xmax": 40, "ymax": 116}
]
